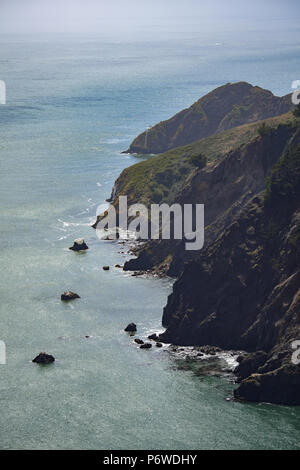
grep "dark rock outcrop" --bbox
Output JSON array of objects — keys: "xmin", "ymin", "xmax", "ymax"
[
  {"xmin": 134, "ymin": 338, "xmax": 144, "ymax": 345},
  {"xmin": 158, "ymin": 141, "xmax": 300, "ymax": 404},
  {"xmin": 234, "ymin": 351, "xmax": 268, "ymax": 382},
  {"xmin": 69, "ymin": 238, "xmax": 89, "ymax": 251},
  {"xmin": 124, "ymin": 323, "xmax": 137, "ymax": 332},
  {"xmin": 125, "ymin": 82, "xmax": 293, "ymax": 154},
  {"xmin": 32, "ymin": 352, "xmax": 55, "ymax": 364},
  {"xmin": 140, "ymin": 343, "xmax": 152, "ymax": 349},
  {"xmin": 102, "ymin": 266, "xmax": 110, "ymax": 271},
  {"xmin": 61, "ymin": 291, "xmax": 80, "ymax": 301},
  {"xmin": 234, "ymin": 365, "xmax": 300, "ymax": 406},
  {"xmin": 148, "ymin": 333, "xmax": 160, "ymax": 341}
]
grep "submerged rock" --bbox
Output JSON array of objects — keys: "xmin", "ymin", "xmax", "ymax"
[
  {"xmin": 61, "ymin": 291, "xmax": 80, "ymax": 301},
  {"xmin": 140, "ymin": 343, "xmax": 152, "ymax": 349},
  {"xmin": 134, "ymin": 338, "xmax": 144, "ymax": 345},
  {"xmin": 124, "ymin": 323, "xmax": 137, "ymax": 333},
  {"xmin": 115, "ymin": 264, "xmax": 123, "ymax": 268},
  {"xmin": 32, "ymin": 352, "xmax": 55, "ymax": 364},
  {"xmin": 69, "ymin": 238, "xmax": 89, "ymax": 251}
]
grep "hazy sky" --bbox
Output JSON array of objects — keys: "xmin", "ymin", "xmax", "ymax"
[{"xmin": 0, "ymin": 0, "xmax": 299, "ymax": 35}]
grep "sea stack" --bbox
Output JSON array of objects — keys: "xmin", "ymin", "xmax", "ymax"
[
  {"xmin": 32, "ymin": 352, "xmax": 55, "ymax": 364},
  {"xmin": 69, "ymin": 238, "xmax": 89, "ymax": 251},
  {"xmin": 61, "ymin": 291, "xmax": 80, "ymax": 301},
  {"xmin": 124, "ymin": 323, "xmax": 137, "ymax": 333}
]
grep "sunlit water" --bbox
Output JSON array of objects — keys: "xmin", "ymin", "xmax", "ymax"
[{"xmin": 0, "ymin": 26, "xmax": 300, "ymax": 449}]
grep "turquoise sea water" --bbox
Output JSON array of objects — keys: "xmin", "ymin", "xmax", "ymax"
[{"xmin": 0, "ymin": 24, "xmax": 300, "ymax": 449}]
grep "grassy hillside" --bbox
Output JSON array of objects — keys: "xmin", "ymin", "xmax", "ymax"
[{"xmin": 112, "ymin": 112, "xmax": 295, "ymax": 209}]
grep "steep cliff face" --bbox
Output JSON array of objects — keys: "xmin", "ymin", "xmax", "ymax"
[
  {"xmin": 125, "ymin": 82, "xmax": 293, "ymax": 154},
  {"xmin": 159, "ymin": 141, "xmax": 300, "ymax": 405},
  {"xmin": 123, "ymin": 116, "xmax": 298, "ymax": 276},
  {"xmin": 100, "ymin": 82, "xmax": 300, "ymax": 403}
]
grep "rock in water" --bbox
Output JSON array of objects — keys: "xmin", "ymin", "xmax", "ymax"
[
  {"xmin": 156, "ymin": 342, "xmax": 163, "ymax": 348},
  {"xmin": 134, "ymin": 338, "xmax": 144, "ymax": 345},
  {"xmin": 140, "ymin": 343, "xmax": 152, "ymax": 349},
  {"xmin": 148, "ymin": 333, "xmax": 160, "ymax": 341},
  {"xmin": 32, "ymin": 352, "xmax": 55, "ymax": 364},
  {"xmin": 124, "ymin": 323, "xmax": 137, "ymax": 332},
  {"xmin": 69, "ymin": 238, "xmax": 89, "ymax": 251},
  {"xmin": 102, "ymin": 266, "xmax": 110, "ymax": 271},
  {"xmin": 61, "ymin": 291, "xmax": 80, "ymax": 301}
]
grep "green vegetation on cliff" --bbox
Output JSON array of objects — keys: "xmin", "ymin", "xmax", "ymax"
[
  {"xmin": 110, "ymin": 112, "xmax": 294, "ymax": 211},
  {"xmin": 293, "ymin": 103, "xmax": 300, "ymax": 118},
  {"xmin": 121, "ymin": 112, "xmax": 298, "ymax": 277},
  {"xmin": 265, "ymin": 143, "xmax": 300, "ymax": 203}
]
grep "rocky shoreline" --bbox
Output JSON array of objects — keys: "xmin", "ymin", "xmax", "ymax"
[
  {"xmin": 92, "ymin": 90, "xmax": 300, "ymax": 406},
  {"xmin": 36, "ymin": 85, "xmax": 300, "ymax": 406}
]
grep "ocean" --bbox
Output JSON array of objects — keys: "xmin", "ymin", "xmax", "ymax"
[{"xmin": 0, "ymin": 23, "xmax": 300, "ymax": 449}]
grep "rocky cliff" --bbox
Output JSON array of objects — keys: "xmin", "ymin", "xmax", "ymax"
[
  {"xmin": 159, "ymin": 139, "xmax": 300, "ymax": 405},
  {"xmin": 124, "ymin": 82, "xmax": 293, "ymax": 154},
  {"xmin": 123, "ymin": 113, "xmax": 298, "ymax": 277},
  {"xmin": 97, "ymin": 84, "xmax": 300, "ymax": 404}
]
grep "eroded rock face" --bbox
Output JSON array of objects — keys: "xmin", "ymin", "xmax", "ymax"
[
  {"xmin": 235, "ymin": 351, "xmax": 268, "ymax": 382},
  {"xmin": 158, "ymin": 141, "xmax": 300, "ymax": 404},
  {"xmin": 125, "ymin": 82, "xmax": 293, "ymax": 154},
  {"xmin": 61, "ymin": 291, "xmax": 80, "ymax": 301},
  {"xmin": 123, "ymin": 117, "xmax": 297, "ymax": 277},
  {"xmin": 32, "ymin": 352, "xmax": 55, "ymax": 364},
  {"xmin": 69, "ymin": 238, "xmax": 89, "ymax": 251},
  {"xmin": 234, "ymin": 365, "xmax": 300, "ymax": 406}
]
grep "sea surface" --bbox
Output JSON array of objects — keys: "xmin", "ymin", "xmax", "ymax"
[{"xmin": 0, "ymin": 23, "xmax": 300, "ymax": 449}]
